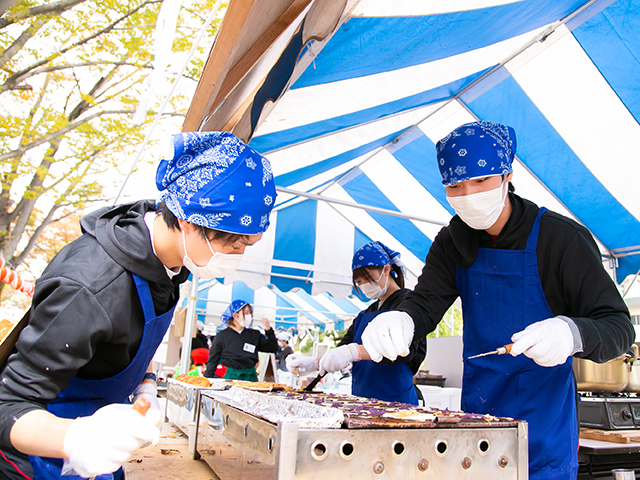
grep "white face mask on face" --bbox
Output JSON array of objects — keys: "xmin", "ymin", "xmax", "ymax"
[
  {"xmin": 446, "ymin": 179, "xmax": 508, "ymax": 230},
  {"xmin": 242, "ymin": 314, "xmax": 253, "ymax": 328},
  {"xmin": 182, "ymin": 230, "xmax": 243, "ymax": 279},
  {"xmin": 359, "ymin": 269, "xmax": 388, "ymax": 300}
]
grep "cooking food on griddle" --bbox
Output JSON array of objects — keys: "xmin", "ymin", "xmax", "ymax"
[
  {"xmin": 272, "ymin": 390, "xmax": 511, "ymax": 426},
  {"xmin": 174, "ymin": 374, "xmax": 210, "ymax": 387}
]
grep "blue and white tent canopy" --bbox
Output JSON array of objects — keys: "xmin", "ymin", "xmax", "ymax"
[
  {"xmin": 186, "ymin": 0, "xmax": 640, "ymax": 297},
  {"xmin": 187, "ymin": 278, "xmax": 369, "ymax": 332}
]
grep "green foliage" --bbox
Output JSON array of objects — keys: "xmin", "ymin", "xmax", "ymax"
[
  {"xmin": 300, "ymin": 329, "xmax": 348, "ymax": 353},
  {"xmin": 0, "ymin": 0, "xmax": 224, "ymax": 304},
  {"xmin": 427, "ymin": 304, "xmax": 463, "ymax": 338}
]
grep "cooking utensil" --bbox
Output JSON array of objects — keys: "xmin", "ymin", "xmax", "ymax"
[
  {"xmin": 574, "ymin": 344, "xmax": 639, "ymax": 393},
  {"xmin": 293, "ymin": 367, "xmax": 301, "ymax": 390},
  {"xmin": 132, "ymin": 396, "xmax": 151, "ymax": 415},
  {"xmin": 304, "ymin": 372, "xmax": 326, "ymax": 391},
  {"xmin": 468, "ymin": 343, "xmax": 514, "ymax": 359}
]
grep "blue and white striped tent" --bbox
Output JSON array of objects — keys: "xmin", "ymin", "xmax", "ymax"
[
  {"xmin": 185, "ymin": 0, "xmax": 640, "ymax": 299},
  {"xmin": 186, "ymin": 279, "xmax": 369, "ymax": 332}
]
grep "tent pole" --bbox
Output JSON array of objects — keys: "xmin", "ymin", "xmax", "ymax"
[
  {"xmin": 179, "ymin": 276, "xmax": 199, "ymax": 376},
  {"xmin": 114, "ymin": 0, "xmax": 223, "ymax": 204},
  {"xmin": 623, "ymin": 266, "xmax": 640, "ymax": 299},
  {"xmin": 276, "ymin": 186, "xmax": 447, "ymax": 226}
]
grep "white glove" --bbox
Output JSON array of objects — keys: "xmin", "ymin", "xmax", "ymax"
[
  {"xmin": 361, "ymin": 311, "xmax": 415, "ymax": 362},
  {"xmin": 510, "ymin": 317, "xmax": 575, "ymax": 367},
  {"xmin": 132, "ymin": 377, "xmax": 161, "ymax": 418},
  {"xmin": 63, "ymin": 403, "xmax": 161, "ymax": 478},
  {"xmin": 286, "ymin": 354, "xmax": 319, "ymax": 374},
  {"xmin": 318, "ymin": 344, "xmax": 361, "ymax": 375}
]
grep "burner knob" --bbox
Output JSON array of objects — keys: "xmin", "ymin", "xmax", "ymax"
[{"xmin": 622, "ymin": 408, "xmax": 633, "ymax": 421}]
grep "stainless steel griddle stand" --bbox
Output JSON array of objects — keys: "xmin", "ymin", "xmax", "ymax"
[{"xmin": 194, "ymin": 391, "xmax": 529, "ymax": 479}]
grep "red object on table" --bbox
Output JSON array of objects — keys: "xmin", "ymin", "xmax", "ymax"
[{"xmin": 216, "ymin": 365, "xmax": 227, "ymax": 378}]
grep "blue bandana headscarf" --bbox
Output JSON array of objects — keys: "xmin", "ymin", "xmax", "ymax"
[
  {"xmin": 219, "ymin": 299, "xmax": 249, "ymax": 330},
  {"xmin": 156, "ymin": 132, "xmax": 277, "ymax": 234},
  {"xmin": 352, "ymin": 241, "xmax": 406, "ymax": 278},
  {"xmin": 436, "ymin": 121, "xmax": 517, "ymax": 187}
]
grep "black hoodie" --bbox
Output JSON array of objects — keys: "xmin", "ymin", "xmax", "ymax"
[{"xmin": 0, "ymin": 200, "xmax": 189, "ymax": 447}]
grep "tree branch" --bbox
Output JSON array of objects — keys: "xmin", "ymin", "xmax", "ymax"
[
  {"xmin": 0, "ymin": 109, "xmax": 135, "ymax": 162},
  {"xmin": 0, "ymin": 0, "xmax": 158, "ymax": 94},
  {"xmin": 0, "ymin": 16, "xmax": 49, "ymax": 70},
  {"xmin": 0, "ymin": 75, "xmax": 51, "ymax": 223},
  {"xmin": 0, "ymin": 0, "xmax": 89, "ymax": 30},
  {"xmin": 11, "ymin": 203, "xmax": 60, "ymax": 266},
  {"xmin": 12, "ymin": 60, "xmax": 153, "ymax": 86}
]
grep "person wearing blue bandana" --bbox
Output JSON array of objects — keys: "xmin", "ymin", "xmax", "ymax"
[
  {"xmin": 0, "ymin": 132, "xmax": 276, "ymax": 480},
  {"xmin": 358, "ymin": 121, "xmax": 634, "ymax": 480},
  {"xmin": 286, "ymin": 241, "xmax": 426, "ymax": 405},
  {"xmin": 204, "ymin": 300, "xmax": 278, "ymax": 382}
]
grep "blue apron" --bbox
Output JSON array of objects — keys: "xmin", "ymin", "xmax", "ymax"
[
  {"xmin": 352, "ymin": 310, "xmax": 418, "ymax": 405},
  {"xmin": 456, "ymin": 208, "xmax": 578, "ymax": 480},
  {"xmin": 29, "ymin": 274, "xmax": 176, "ymax": 480}
]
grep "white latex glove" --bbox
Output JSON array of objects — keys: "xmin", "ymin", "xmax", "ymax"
[
  {"xmin": 318, "ymin": 344, "xmax": 361, "ymax": 375},
  {"xmin": 361, "ymin": 311, "xmax": 415, "ymax": 362},
  {"xmin": 132, "ymin": 377, "xmax": 161, "ymax": 418},
  {"xmin": 63, "ymin": 403, "xmax": 161, "ymax": 478},
  {"xmin": 286, "ymin": 354, "xmax": 319, "ymax": 374},
  {"xmin": 510, "ymin": 317, "xmax": 574, "ymax": 367}
]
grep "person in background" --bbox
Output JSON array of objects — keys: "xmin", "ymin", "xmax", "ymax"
[
  {"xmin": 0, "ymin": 131, "xmax": 276, "ymax": 480},
  {"xmin": 287, "ymin": 242, "xmax": 426, "ymax": 404},
  {"xmin": 204, "ymin": 300, "xmax": 278, "ymax": 382},
  {"xmin": 358, "ymin": 121, "xmax": 634, "ymax": 480},
  {"xmin": 192, "ymin": 321, "xmax": 210, "ymax": 350},
  {"xmin": 178, "ymin": 320, "xmax": 209, "ymax": 359},
  {"xmin": 174, "ymin": 348, "xmax": 210, "ymax": 377},
  {"xmin": 275, "ymin": 332, "xmax": 294, "ymax": 371}
]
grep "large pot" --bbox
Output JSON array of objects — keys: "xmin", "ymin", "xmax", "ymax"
[{"xmin": 573, "ymin": 344, "xmax": 638, "ymax": 392}]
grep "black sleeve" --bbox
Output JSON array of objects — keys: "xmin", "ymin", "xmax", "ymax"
[
  {"xmin": 258, "ymin": 328, "xmax": 278, "ymax": 353},
  {"xmin": 541, "ymin": 224, "xmax": 634, "ymax": 363},
  {"xmin": 337, "ymin": 322, "xmax": 356, "ymax": 347},
  {"xmin": 396, "ymin": 229, "xmax": 459, "ymax": 340},
  {"xmin": 0, "ymin": 280, "xmax": 114, "ymax": 447},
  {"xmin": 204, "ymin": 335, "xmax": 224, "ymax": 377}
]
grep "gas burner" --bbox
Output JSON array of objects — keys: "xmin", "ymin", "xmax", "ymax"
[
  {"xmin": 579, "ymin": 393, "xmax": 640, "ymax": 429},
  {"xmin": 579, "ymin": 391, "xmax": 639, "ymax": 399}
]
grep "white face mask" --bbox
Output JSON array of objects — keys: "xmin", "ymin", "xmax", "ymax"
[
  {"xmin": 182, "ymin": 230, "xmax": 243, "ymax": 279},
  {"xmin": 242, "ymin": 314, "xmax": 253, "ymax": 328},
  {"xmin": 359, "ymin": 269, "xmax": 388, "ymax": 300},
  {"xmin": 446, "ymin": 179, "xmax": 508, "ymax": 230}
]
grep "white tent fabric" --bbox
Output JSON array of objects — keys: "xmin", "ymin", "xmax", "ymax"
[{"xmin": 196, "ymin": 0, "xmax": 640, "ymax": 297}]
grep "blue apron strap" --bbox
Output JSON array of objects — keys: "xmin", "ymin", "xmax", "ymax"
[
  {"xmin": 525, "ymin": 207, "xmax": 547, "ymax": 252},
  {"xmin": 132, "ymin": 274, "xmax": 156, "ymax": 321}
]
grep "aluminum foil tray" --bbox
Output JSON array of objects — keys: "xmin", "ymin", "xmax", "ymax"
[{"xmin": 207, "ymin": 386, "xmax": 345, "ymax": 429}]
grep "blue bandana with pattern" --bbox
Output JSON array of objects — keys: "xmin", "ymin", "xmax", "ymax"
[
  {"xmin": 219, "ymin": 299, "xmax": 249, "ymax": 330},
  {"xmin": 156, "ymin": 132, "xmax": 277, "ymax": 235},
  {"xmin": 351, "ymin": 241, "xmax": 405, "ymax": 278},
  {"xmin": 436, "ymin": 121, "xmax": 517, "ymax": 187}
]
